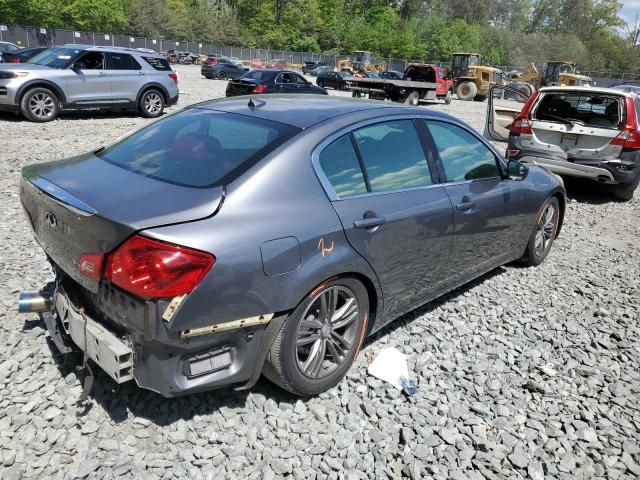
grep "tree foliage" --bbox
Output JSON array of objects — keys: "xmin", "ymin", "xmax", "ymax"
[{"xmin": 0, "ymin": 0, "xmax": 638, "ymax": 71}]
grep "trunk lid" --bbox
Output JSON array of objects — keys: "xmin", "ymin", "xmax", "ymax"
[
  {"xmin": 20, "ymin": 153, "xmax": 223, "ymax": 292},
  {"xmin": 226, "ymin": 78, "xmax": 258, "ymax": 96}
]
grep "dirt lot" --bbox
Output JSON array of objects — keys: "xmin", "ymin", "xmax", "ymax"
[{"xmin": 0, "ymin": 64, "xmax": 638, "ymax": 480}]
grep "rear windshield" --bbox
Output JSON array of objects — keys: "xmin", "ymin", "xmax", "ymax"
[
  {"xmin": 533, "ymin": 92, "xmax": 623, "ymax": 129},
  {"xmin": 97, "ymin": 109, "xmax": 300, "ymax": 188},
  {"xmin": 143, "ymin": 56, "xmax": 172, "ymax": 71}
]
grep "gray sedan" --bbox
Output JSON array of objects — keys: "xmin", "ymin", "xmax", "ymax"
[{"xmin": 19, "ymin": 96, "xmax": 565, "ymax": 397}]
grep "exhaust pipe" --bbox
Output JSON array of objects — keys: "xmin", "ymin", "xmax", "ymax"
[{"xmin": 17, "ymin": 292, "xmax": 54, "ymax": 313}]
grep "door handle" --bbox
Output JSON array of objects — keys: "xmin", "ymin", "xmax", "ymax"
[
  {"xmin": 138, "ymin": 71, "xmax": 145, "ymax": 75},
  {"xmin": 455, "ymin": 202, "xmax": 476, "ymax": 211},
  {"xmin": 354, "ymin": 216, "xmax": 386, "ymax": 229}
]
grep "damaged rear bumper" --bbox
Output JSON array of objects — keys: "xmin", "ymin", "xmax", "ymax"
[{"xmin": 38, "ymin": 283, "xmax": 280, "ymax": 398}]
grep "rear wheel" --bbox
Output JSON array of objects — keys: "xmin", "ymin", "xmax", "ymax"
[
  {"xmin": 317, "ymin": 80, "xmax": 324, "ymax": 88},
  {"xmin": 521, "ymin": 196, "xmax": 560, "ymax": 266},
  {"xmin": 263, "ymin": 277, "xmax": 370, "ymax": 396},
  {"xmin": 139, "ymin": 89, "xmax": 165, "ymax": 118},
  {"xmin": 21, "ymin": 87, "xmax": 60, "ymax": 122},
  {"xmin": 218, "ymin": 71, "xmax": 227, "ymax": 80},
  {"xmin": 403, "ymin": 90, "xmax": 420, "ymax": 106},
  {"xmin": 613, "ymin": 184, "xmax": 636, "ymax": 201},
  {"xmin": 456, "ymin": 81, "xmax": 477, "ymax": 101}
]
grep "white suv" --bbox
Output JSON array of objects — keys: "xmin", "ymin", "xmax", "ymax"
[{"xmin": 0, "ymin": 45, "xmax": 179, "ymax": 122}]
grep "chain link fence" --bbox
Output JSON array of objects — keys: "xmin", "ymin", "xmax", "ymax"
[{"xmin": 1, "ymin": 24, "xmax": 638, "ymax": 84}]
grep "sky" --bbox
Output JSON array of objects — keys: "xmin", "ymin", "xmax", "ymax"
[{"xmin": 620, "ymin": 0, "xmax": 639, "ymax": 25}]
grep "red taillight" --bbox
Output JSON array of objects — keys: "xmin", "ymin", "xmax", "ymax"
[
  {"xmin": 252, "ymin": 84, "xmax": 268, "ymax": 93},
  {"xmin": 78, "ymin": 253, "xmax": 104, "ymax": 282},
  {"xmin": 168, "ymin": 73, "xmax": 178, "ymax": 84},
  {"xmin": 610, "ymin": 97, "xmax": 640, "ymax": 150},
  {"xmin": 11, "ymin": 58, "xmax": 19, "ymax": 63},
  {"xmin": 510, "ymin": 116, "xmax": 533, "ymax": 135},
  {"xmin": 104, "ymin": 235, "xmax": 215, "ymax": 299}
]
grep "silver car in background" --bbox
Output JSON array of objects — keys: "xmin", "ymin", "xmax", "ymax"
[{"xmin": 0, "ymin": 45, "xmax": 179, "ymax": 122}]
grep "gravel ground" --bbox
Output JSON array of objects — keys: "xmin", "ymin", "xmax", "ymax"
[{"xmin": 0, "ymin": 65, "xmax": 639, "ymax": 480}]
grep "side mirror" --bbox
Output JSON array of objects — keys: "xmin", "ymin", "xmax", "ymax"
[
  {"xmin": 71, "ymin": 62, "xmax": 83, "ymax": 71},
  {"xmin": 506, "ymin": 159, "xmax": 528, "ymax": 180}
]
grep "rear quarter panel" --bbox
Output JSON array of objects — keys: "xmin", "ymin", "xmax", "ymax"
[{"xmin": 145, "ymin": 111, "xmax": 387, "ymax": 333}]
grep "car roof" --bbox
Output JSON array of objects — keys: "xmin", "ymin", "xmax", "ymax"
[
  {"xmin": 538, "ymin": 86, "xmax": 635, "ymax": 98},
  {"xmin": 60, "ymin": 44, "xmax": 165, "ymax": 57},
  {"xmin": 188, "ymin": 95, "xmax": 454, "ymax": 129}
]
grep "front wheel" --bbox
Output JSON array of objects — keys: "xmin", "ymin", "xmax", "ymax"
[
  {"xmin": 139, "ymin": 89, "xmax": 165, "ymax": 118},
  {"xmin": 456, "ymin": 81, "xmax": 477, "ymax": 101},
  {"xmin": 218, "ymin": 71, "xmax": 227, "ymax": 80},
  {"xmin": 20, "ymin": 87, "xmax": 60, "ymax": 122},
  {"xmin": 263, "ymin": 277, "xmax": 370, "ymax": 396},
  {"xmin": 317, "ymin": 80, "xmax": 324, "ymax": 88},
  {"xmin": 444, "ymin": 90, "xmax": 452, "ymax": 105},
  {"xmin": 403, "ymin": 90, "xmax": 419, "ymax": 106},
  {"xmin": 520, "ymin": 196, "xmax": 560, "ymax": 266}
]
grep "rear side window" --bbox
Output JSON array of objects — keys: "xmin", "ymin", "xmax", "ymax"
[
  {"xmin": 243, "ymin": 70, "xmax": 275, "ymax": 82},
  {"xmin": 353, "ymin": 120, "xmax": 432, "ymax": 192},
  {"xmin": 143, "ymin": 56, "xmax": 172, "ymax": 71},
  {"xmin": 97, "ymin": 109, "xmax": 300, "ymax": 188},
  {"xmin": 426, "ymin": 121, "xmax": 499, "ymax": 182},
  {"xmin": 319, "ymin": 135, "xmax": 368, "ymax": 197},
  {"xmin": 107, "ymin": 53, "xmax": 141, "ymax": 70}
]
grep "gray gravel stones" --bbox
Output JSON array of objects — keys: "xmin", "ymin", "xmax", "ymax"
[{"xmin": 1, "ymin": 65, "xmax": 639, "ymax": 479}]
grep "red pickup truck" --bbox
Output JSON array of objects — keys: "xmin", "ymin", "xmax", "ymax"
[{"xmin": 349, "ymin": 63, "xmax": 454, "ymax": 105}]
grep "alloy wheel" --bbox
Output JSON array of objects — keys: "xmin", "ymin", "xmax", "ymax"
[
  {"xmin": 144, "ymin": 93, "xmax": 162, "ymax": 115},
  {"xmin": 534, "ymin": 203, "xmax": 556, "ymax": 257},
  {"xmin": 29, "ymin": 93, "xmax": 55, "ymax": 120},
  {"xmin": 295, "ymin": 286, "xmax": 359, "ymax": 379}
]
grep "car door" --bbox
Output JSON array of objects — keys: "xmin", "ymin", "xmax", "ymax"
[
  {"xmin": 64, "ymin": 51, "xmax": 111, "ymax": 104},
  {"xmin": 424, "ymin": 119, "xmax": 527, "ymax": 281},
  {"xmin": 105, "ymin": 52, "xmax": 144, "ymax": 103},
  {"xmin": 484, "ymin": 84, "xmax": 531, "ymax": 141},
  {"xmin": 315, "ymin": 119, "xmax": 454, "ymax": 319},
  {"xmin": 275, "ymin": 72, "xmax": 299, "ymax": 93},
  {"xmin": 294, "ymin": 73, "xmax": 316, "ymax": 93}
]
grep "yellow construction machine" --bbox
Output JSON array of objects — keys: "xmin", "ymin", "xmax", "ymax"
[
  {"xmin": 337, "ymin": 51, "xmax": 386, "ymax": 74},
  {"xmin": 515, "ymin": 61, "xmax": 591, "ymax": 88},
  {"xmin": 449, "ymin": 53, "xmax": 505, "ymax": 102}
]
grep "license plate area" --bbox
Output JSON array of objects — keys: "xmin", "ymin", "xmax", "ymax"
[{"xmin": 562, "ymin": 133, "xmax": 578, "ymax": 144}]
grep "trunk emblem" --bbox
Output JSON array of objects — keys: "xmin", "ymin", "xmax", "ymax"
[{"xmin": 44, "ymin": 211, "xmax": 57, "ymax": 229}]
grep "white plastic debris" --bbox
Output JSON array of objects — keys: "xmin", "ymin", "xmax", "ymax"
[{"xmin": 368, "ymin": 347, "xmax": 413, "ymax": 392}]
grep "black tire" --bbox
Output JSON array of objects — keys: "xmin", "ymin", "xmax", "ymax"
[
  {"xmin": 317, "ymin": 80, "xmax": 324, "ymax": 88},
  {"xmin": 444, "ymin": 90, "xmax": 452, "ymax": 105},
  {"xmin": 473, "ymin": 95, "xmax": 487, "ymax": 102},
  {"xmin": 139, "ymin": 89, "xmax": 165, "ymax": 118},
  {"xmin": 218, "ymin": 71, "xmax": 227, "ymax": 80},
  {"xmin": 20, "ymin": 87, "xmax": 60, "ymax": 122},
  {"xmin": 613, "ymin": 184, "xmax": 635, "ymax": 201},
  {"xmin": 520, "ymin": 196, "xmax": 560, "ymax": 266},
  {"xmin": 263, "ymin": 276, "xmax": 370, "ymax": 396},
  {"xmin": 403, "ymin": 90, "xmax": 419, "ymax": 106},
  {"xmin": 456, "ymin": 81, "xmax": 477, "ymax": 101}
]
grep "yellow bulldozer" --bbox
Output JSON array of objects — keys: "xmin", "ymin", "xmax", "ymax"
[
  {"xmin": 514, "ymin": 61, "xmax": 592, "ymax": 88},
  {"xmin": 449, "ymin": 53, "xmax": 506, "ymax": 102},
  {"xmin": 337, "ymin": 51, "xmax": 386, "ymax": 74}
]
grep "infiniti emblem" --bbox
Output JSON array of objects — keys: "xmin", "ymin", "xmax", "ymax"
[{"xmin": 44, "ymin": 211, "xmax": 57, "ymax": 229}]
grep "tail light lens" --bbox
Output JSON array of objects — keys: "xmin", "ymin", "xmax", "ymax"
[
  {"xmin": 104, "ymin": 235, "xmax": 215, "ymax": 299},
  {"xmin": 11, "ymin": 58, "xmax": 19, "ymax": 63},
  {"xmin": 510, "ymin": 117, "xmax": 533, "ymax": 135},
  {"xmin": 78, "ymin": 253, "xmax": 104, "ymax": 282},
  {"xmin": 168, "ymin": 73, "xmax": 178, "ymax": 84},
  {"xmin": 610, "ymin": 96, "xmax": 640, "ymax": 150},
  {"xmin": 252, "ymin": 84, "xmax": 268, "ymax": 93}
]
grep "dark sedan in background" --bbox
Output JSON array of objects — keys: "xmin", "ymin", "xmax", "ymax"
[
  {"xmin": 1, "ymin": 46, "xmax": 48, "ymax": 63},
  {"xmin": 226, "ymin": 69, "xmax": 327, "ymax": 96},
  {"xmin": 18, "ymin": 96, "xmax": 564, "ymax": 398},
  {"xmin": 302, "ymin": 61, "xmax": 328, "ymax": 74},
  {"xmin": 316, "ymin": 70, "xmax": 353, "ymax": 90},
  {"xmin": 201, "ymin": 61, "xmax": 248, "ymax": 80},
  {"xmin": 380, "ymin": 70, "xmax": 405, "ymax": 80}
]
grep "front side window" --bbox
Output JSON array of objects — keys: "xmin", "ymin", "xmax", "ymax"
[
  {"xmin": 426, "ymin": 120, "xmax": 500, "ymax": 182},
  {"xmin": 97, "ymin": 109, "xmax": 300, "ymax": 188},
  {"xmin": 76, "ymin": 52, "xmax": 105, "ymax": 70},
  {"xmin": 319, "ymin": 135, "xmax": 368, "ymax": 197},
  {"xmin": 353, "ymin": 120, "xmax": 432, "ymax": 192}
]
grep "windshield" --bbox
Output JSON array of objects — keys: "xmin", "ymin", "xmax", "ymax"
[
  {"xmin": 28, "ymin": 47, "xmax": 83, "ymax": 68},
  {"xmin": 97, "ymin": 109, "xmax": 300, "ymax": 188},
  {"xmin": 338, "ymin": 72, "xmax": 353, "ymax": 78}
]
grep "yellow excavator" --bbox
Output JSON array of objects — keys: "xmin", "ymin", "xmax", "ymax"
[
  {"xmin": 337, "ymin": 51, "xmax": 386, "ymax": 74},
  {"xmin": 449, "ymin": 53, "xmax": 505, "ymax": 102},
  {"xmin": 515, "ymin": 61, "xmax": 592, "ymax": 88}
]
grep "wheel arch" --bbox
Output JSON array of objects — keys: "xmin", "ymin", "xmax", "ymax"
[
  {"xmin": 16, "ymin": 80, "xmax": 67, "ymax": 106},
  {"xmin": 551, "ymin": 190, "xmax": 566, "ymax": 238},
  {"xmin": 136, "ymin": 83, "xmax": 170, "ymax": 105}
]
